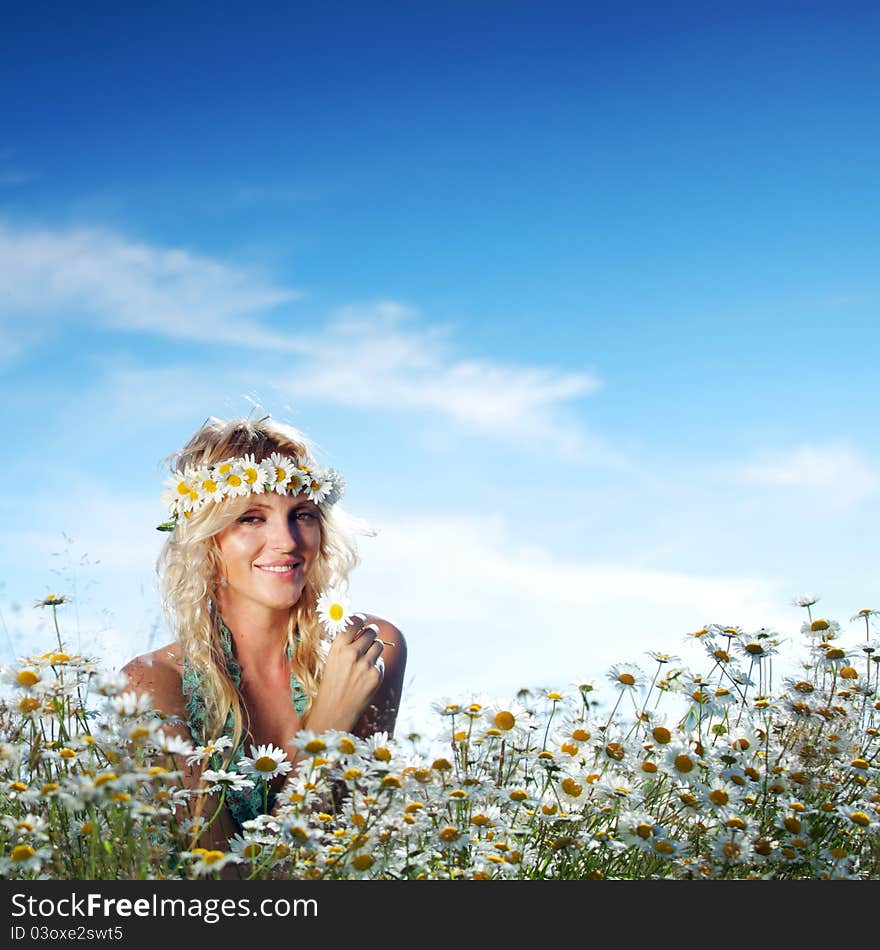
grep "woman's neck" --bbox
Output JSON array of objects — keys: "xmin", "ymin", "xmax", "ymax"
[{"xmin": 216, "ymin": 600, "xmax": 292, "ymax": 671}]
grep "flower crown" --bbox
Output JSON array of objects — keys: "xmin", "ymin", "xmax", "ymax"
[{"xmin": 157, "ymin": 452, "xmax": 345, "ymax": 531}]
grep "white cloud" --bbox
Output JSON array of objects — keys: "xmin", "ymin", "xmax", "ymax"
[
  {"xmin": 0, "ymin": 221, "xmax": 304, "ymax": 356},
  {"xmin": 0, "ymin": 221, "xmax": 602, "ymax": 455},
  {"xmin": 740, "ymin": 443, "xmax": 879, "ymax": 510},
  {"xmin": 348, "ymin": 513, "xmax": 798, "ymax": 719},
  {"xmin": 278, "ymin": 302, "xmax": 606, "ymax": 457}
]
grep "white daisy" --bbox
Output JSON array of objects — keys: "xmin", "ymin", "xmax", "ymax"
[
  {"xmin": 283, "ymin": 468, "xmax": 308, "ymax": 495},
  {"xmin": 303, "ymin": 469, "xmax": 335, "ymax": 504},
  {"xmin": 184, "ymin": 848, "xmax": 241, "ymax": 877},
  {"xmin": 109, "ymin": 691, "xmax": 154, "ymax": 717},
  {"xmin": 195, "ymin": 465, "xmax": 225, "ymax": 505},
  {"xmin": 157, "ymin": 734, "xmax": 196, "ymax": 758},
  {"xmin": 202, "ymin": 769, "xmax": 256, "ymax": 792},
  {"xmin": 323, "ymin": 468, "xmax": 345, "ymax": 505},
  {"xmin": 267, "ymin": 453, "xmax": 299, "ymax": 494},
  {"xmin": 214, "ymin": 459, "xmax": 250, "ymax": 497},
  {"xmin": 238, "ymin": 454, "xmax": 271, "ymax": 493},
  {"xmin": 186, "ymin": 735, "xmax": 235, "ymax": 765},
  {"xmin": 317, "ymin": 587, "xmax": 351, "ymax": 638},
  {"xmin": 94, "ymin": 670, "xmax": 131, "ymax": 696},
  {"xmin": 238, "ymin": 743, "xmax": 292, "ymax": 781},
  {"xmin": 161, "ymin": 469, "xmax": 198, "ymax": 515}
]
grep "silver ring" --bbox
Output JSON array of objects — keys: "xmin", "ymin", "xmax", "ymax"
[{"xmin": 375, "ymin": 656, "xmax": 385, "ymax": 676}]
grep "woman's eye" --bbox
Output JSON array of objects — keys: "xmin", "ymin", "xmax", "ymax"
[
  {"xmin": 294, "ymin": 511, "xmax": 318, "ymax": 522},
  {"xmin": 238, "ymin": 515, "xmax": 263, "ymax": 524}
]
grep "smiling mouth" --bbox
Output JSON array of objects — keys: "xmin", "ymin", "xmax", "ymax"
[{"xmin": 256, "ymin": 564, "xmax": 300, "ymax": 574}]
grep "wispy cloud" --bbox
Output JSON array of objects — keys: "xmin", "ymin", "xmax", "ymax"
[
  {"xmin": 279, "ymin": 302, "xmax": 605, "ymax": 457},
  {"xmin": 0, "ymin": 220, "xmax": 603, "ymax": 454},
  {"xmin": 0, "ymin": 221, "xmax": 304, "ymax": 357},
  {"xmin": 740, "ymin": 443, "xmax": 879, "ymax": 510}
]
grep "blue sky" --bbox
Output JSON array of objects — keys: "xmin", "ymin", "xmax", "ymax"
[{"xmin": 2, "ymin": 1, "xmax": 878, "ymax": 733}]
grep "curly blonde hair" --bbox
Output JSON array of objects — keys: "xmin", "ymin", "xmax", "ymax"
[{"xmin": 157, "ymin": 415, "xmax": 364, "ymax": 753}]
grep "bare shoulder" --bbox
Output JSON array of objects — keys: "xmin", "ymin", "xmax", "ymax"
[
  {"xmin": 362, "ymin": 613, "xmax": 407, "ymax": 674},
  {"xmin": 362, "ymin": 614, "xmax": 406, "ymax": 652},
  {"xmin": 120, "ymin": 643, "xmax": 186, "ymax": 720}
]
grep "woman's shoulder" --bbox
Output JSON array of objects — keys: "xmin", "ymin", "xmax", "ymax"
[
  {"xmin": 360, "ymin": 613, "xmax": 406, "ymax": 651},
  {"xmin": 121, "ymin": 643, "xmax": 186, "ymax": 717}
]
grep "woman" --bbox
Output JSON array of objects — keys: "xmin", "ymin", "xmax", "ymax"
[{"xmin": 122, "ymin": 414, "xmax": 406, "ymax": 848}]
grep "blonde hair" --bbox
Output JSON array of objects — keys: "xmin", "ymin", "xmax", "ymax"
[{"xmin": 157, "ymin": 415, "xmax": 363, "ymax": 754}]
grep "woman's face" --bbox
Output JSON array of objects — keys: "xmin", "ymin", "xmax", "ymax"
[{"xmin": 214, "ymin": 492, "xmax": 322, "ymax": 620}]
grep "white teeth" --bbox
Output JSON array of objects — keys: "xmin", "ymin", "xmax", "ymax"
[{"xmin": 258, "ymin": 565, "xmax": 296, "ymax": 573}]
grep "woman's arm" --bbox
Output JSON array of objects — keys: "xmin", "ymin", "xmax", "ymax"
[
  {"xmin": 352, "ymin": 616, "xmax": 407, "ymax": 739},
  {"xmin": 121, "ymin": 649, "xmax": 237, "ymax": 852}
]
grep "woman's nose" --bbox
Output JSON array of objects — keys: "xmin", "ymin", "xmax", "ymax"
[{"xmin": 268, "ymin": 515, "xmax": 298, "ymax": 550}]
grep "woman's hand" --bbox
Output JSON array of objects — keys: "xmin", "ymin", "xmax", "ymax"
[{"xmin": 303, "ymin": 615, "xmax": 386, "ymax": 735}]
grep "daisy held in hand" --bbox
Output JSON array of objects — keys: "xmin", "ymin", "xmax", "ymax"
[{"xmin": 122, "ymin": 413, "xmax": 407, "ymax": 850}]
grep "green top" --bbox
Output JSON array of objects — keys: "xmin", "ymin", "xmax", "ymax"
[{"xmin": 181, "ymin": 621, "xmax": 309, "ymax": 830}]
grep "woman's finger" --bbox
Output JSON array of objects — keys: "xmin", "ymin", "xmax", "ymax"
[{"xmin": 352, "ymin": 621, "xmax": 379, "ymax": 645}]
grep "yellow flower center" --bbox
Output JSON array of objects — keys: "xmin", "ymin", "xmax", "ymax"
[
  {"xmin": 561, "ymin": 778, "xmax": 583, "ymax": 798},
  {"xmin": 352, "ymin": 854, "xmax": 374, "ymax": 871},
  {"xmin": 605, "ymin": 742, "xmax": 625, "ymax": 761},
  {"xmin": 16, "ymin": 670, "xmax": 39, "ymax": 687},
  {"xmin": 709, "ymin": 789, "xmax": 729, "ymax": 806},
  {"xmin": 509, "ymin": 789, "xmax": 528, "ymax": 802},
  {"xmin": 674, "ymin": 754, "xmax": 694, "ymax": 773},
  {"xmin": 202, "ymin": 479, "xmax": 217, "ymax": 493},
  {"xmin": 432, "ymin": 758, "xmax": 452, "ymax": 771},
  {"xmin": 11, "ymin": 845, "xmax": 36, "ymax": 863},
  {"xmin": 254, "ymin": 756, "xmax": 278, "ymax": 772},
  {"xmin": 652, "ymin": 727, "xmax": 672, "ymax": 744},
  {"xmin": 439, "ymin": 826, "xmax": 460, "ymax": 843},
  {"xmin": 494, "ymin": 711, "xmax": 515, "ymax": 730},
  {"xmin": 811, "ymin": 619, "xmax": 830, "ymax": 631},
  {"xmin": 305, "ymin": 739, "xmax": 326, "ymax": 754},
  {"xmin": 850, "ymin": 811, "xmax": 871, "ymax": 827},
  {"xmin": 373, "ymin": 747, "xmax": 392, "ymax": 762},
  {"xmin": 618, "ymin": 673, "xmax": 636, "ymax": 686}
]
